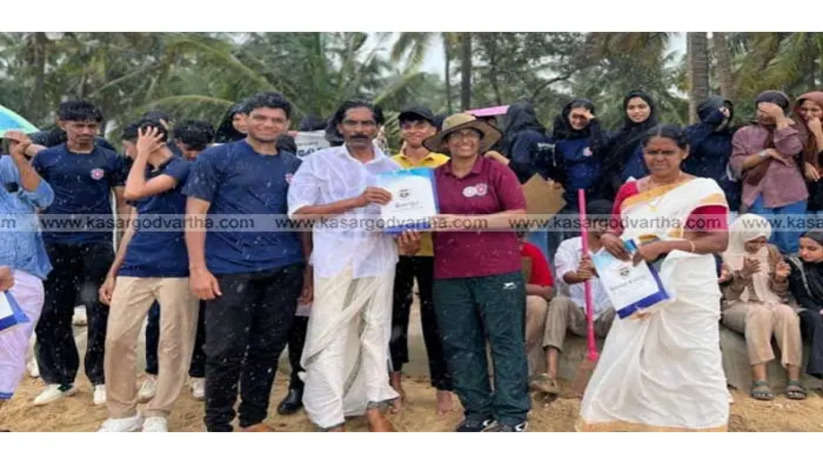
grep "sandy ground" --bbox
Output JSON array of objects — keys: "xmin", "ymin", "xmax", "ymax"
[{"xmin": 5, "ymin": 307, "xmax": 823, "ymax": 431}]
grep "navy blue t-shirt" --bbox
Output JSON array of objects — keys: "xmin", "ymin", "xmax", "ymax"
[
  {"xmin": 119, "ymin": 156, "xmax": 191, "ymax": 278},
  {"xmin": 32, "ymin": 143, "xmax": 127, "ymax": 244},
  {"xmin": 182, "ymin": 140, "xmax": 304, "ymax": 275}
]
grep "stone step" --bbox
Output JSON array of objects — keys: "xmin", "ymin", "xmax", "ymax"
[{"xmin": 719, "ymin": 325, "xmax": 821, "ymax": 393}]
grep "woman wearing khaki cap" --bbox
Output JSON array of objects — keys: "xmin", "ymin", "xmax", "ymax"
[{"xmin": 424, "ymin": 113, "xmax": 530, "ymax": 432}]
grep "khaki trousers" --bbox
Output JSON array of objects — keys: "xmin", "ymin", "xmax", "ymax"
[
  {"xmin": 722, "ymin": 301, "xmax": 802, "ymax": 367},
  {"xmin": 525, "ymin": 295, "xmax": 549, "ymax": 354},
  {"xmin": 104, "ymin": 276, "xmax": 198, "ymax": 418},
  {"xmin": 542, "ymin": 296, "xmax": 615, "ymax": 351}
]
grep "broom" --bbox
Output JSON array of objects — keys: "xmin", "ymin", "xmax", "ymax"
[{"xmin": 571, "ymin": 188, "xmax": 599, "ymax": 398}]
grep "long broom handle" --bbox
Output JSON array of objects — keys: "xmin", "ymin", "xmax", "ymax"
[{"xmin": 578, "ymin": 189, "xmax": 599, "ymax": 362}]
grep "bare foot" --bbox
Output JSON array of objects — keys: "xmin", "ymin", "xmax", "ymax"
[
  {"xmin": 389, "ymin": 372, "xmax": 406, "ymax": 413},
  {"xmin": 436, "ymin": 389, "xmax": 454, "ymax": 415},
  {"xmin": 366, "ymin": 409, "xmax": 396, "ymax": 432},
  {"xmin": 240, "ymin": 422, "xmax": 275, "ymax": 432}
]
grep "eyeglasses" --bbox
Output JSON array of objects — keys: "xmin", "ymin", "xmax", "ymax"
[{"xmin": 447, "ymin": 129, "xmax": 482, "ymax": 140}]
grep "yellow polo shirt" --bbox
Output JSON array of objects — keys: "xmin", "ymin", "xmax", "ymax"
[{"xmin": 391, "ymin": 150, "xmax": 449, "ymax": 257}]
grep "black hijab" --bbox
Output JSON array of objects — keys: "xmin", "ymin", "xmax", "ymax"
[
  {"xmin": 795, "ymin": 231, "xmax": 823, "ymax": 302},
  {"xmin": 500, "ymin": 101, "xmax": 546, "ymax": 156},
  {"xmin": 697, "ymin": 96, "xmax": 735, "ymax": 126},
  {"xmin": 214, "ymin": 102, "xmax": 249, "ymax": 143},
  {"xmin": 602, "ymin": 90, "xmax": 658, "ymax": 172},
  {"xmin": 552, "ymin": 98, "xmax": 596, "ymax": 140}
]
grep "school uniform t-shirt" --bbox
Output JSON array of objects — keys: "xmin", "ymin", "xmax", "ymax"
[
  {"xmin": 32, "ymin": 143, "xmax": 127, "ymax": 245},
  {"xmin": 119, "ymin": 156, "xmax": 191, "ymax": 277},
  {"xmin": 183, "ymin": 140, "xmax": 304, "ymax": 275}
]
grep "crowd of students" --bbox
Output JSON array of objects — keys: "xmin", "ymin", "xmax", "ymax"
[{"xmin": 1, "ymin": 85, "xmax": 823, "ymax": 432}]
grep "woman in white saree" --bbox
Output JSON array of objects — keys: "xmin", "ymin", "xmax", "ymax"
[{"xmin": 577, "ymin": 124, "xmax": 731, "ymax": 431}]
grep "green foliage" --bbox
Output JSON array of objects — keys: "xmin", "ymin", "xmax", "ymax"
[{"xmin": 0, "ymin": 31, "xmax": 820, "ymax": 152}]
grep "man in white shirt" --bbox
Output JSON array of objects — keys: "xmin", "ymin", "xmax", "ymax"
[
  {"xmin": 287, "ymin": 100, "xmax": 419, "ymax": 432},
  {"xmin": 530, "ymin": 200, "xmax": 616, "ymax": 395}
]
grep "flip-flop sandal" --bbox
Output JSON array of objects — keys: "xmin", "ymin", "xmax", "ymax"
[
  {"xmin": 751, "ymin": 380, "xmax": 774, "ymax": 401},
  {"xmin": 786, "ymin": 380, "xmax": 807, "ymax": 400}
]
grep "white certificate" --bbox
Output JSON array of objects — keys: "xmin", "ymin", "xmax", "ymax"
[
  {"xmin": 591, "ymin": 239, "xmax": 670, "ymax": 318},
  {"xmin": 376, "ymin": 168, "xmax": 438, "ymax": 233}
]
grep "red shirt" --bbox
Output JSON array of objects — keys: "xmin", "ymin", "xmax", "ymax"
[
  {"xmin": 520, "ymin": 242, "xmax": 554, "ymax": 287},
  {"xmin": 433, "ymin": 156, "xmax": 527, "ymax": 279},
  {"xmin": 610, "ymin": 181, "xmax": 728, "ymax": 235}
]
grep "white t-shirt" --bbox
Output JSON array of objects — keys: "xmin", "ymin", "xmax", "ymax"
[{"xmin": 554, "ymin": 236, "xmax": 613, "ymax": 318}]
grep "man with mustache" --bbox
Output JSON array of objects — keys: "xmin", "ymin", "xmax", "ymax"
[
  {"xmin": 288, "ymin": 100, "xmax": 420, "ymax": 432},
  {"xmin": 30, "ymin": 100, "xmax": 129, "ymax": 407}
]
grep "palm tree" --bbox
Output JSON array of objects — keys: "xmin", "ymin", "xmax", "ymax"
[
  {"xmin": 459, "ymin": 33, "xmax": 472, "ymax": 110},
  {"xmin": 687, "ymin": 32, "xmax": 710, "ymax": 123},
  {"xmin": 712, "ymin": 32, "xmax": 735, "ymax": 101},
  {"xmin": 391, "ymin": 32, "xmax": 463, "ymax": 113}
]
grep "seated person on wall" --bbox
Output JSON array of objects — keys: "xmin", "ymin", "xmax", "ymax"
[
  {"xmin": 529, "ymin": 200, "xmax": 616, "ymax": 395},
  {"xmin": 520, "ymin": 231, "xmax": 555, "ymax": 367},
  {"xmin": 786, "ymin": 231, "xmax": 823, "ymax": 381},
  {"xmin": 721, "ymin": 214, "xmax": 806, "ymax": 401}
]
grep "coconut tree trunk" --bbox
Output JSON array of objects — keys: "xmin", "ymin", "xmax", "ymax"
[
  {"xmin": 460, "ymin": 32, "xmax": 472, "ymax": 111},
  {"xmin": 444, "ymin": 34, "xmax": 453, "ymax": 114},
  {"xmin": 30, "ymin": 32, "xmax": 48, "ymax": 125},
  {"xmin": 687, "ymin": 32, "xmax": 710, "ymax": 124},
  {"xmin": 712, "ymin": 32, "xmax": 735, "ymax": 101}
]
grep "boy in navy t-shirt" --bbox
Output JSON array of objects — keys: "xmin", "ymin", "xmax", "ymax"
[
  {"xmin": 183, "ymin": 92, "xmax": 309, "ymax": 432},
  {"xmin": 31, "ymin": 100, "xmax": 128, "ymax": 407},
  {"xmin": 95, "ymin": 120, "xmax": 198, "ymax": 432},
  {"xmin": 141, "ymin": 120, "xmax": 215, "ymax": 403}
]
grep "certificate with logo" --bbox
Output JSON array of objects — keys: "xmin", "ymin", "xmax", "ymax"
[
  {"xmin": 376, "ymin": 168, "xmax": 439, "ymax": 233},
  {"xmin": 591, "ymin": 239, "xmax": 670, "ymax": 319},
  {"xmin": 0, "ymin": 291, "xmax": 29, "ymax": 333}
]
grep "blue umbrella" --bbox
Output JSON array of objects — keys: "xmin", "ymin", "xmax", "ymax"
[{"xmin": 0, "ymin": 104, "xmax": 38, "ymax": 137}]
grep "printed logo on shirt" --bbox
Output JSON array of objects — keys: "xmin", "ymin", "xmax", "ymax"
[
  {"xmin": 90, "ymin": 168, "xmax": 105, "ymax": 180},
  {"xmin": 462, "ymin": 183, "xmax": 488, "ymax": 198},
  {"xmin": 503, "ymin": 282, "xmax": 516, "ymax": 290},
  {"xmin": 583, "ymin": 147, "xmax": 593, "ymax": 157}
]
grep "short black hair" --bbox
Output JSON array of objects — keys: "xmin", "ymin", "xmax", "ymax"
[
  {"xmin": 141, "ymin": 110, "xmax": 174, "ymax": 127},
  {"xmin": 58, "ymin": 100, "xmax": 103, "ymax": 123},
  {"xmin": 121, "ymin": 122, "xmax": 140, "ymax": 142},
  {"xmin": 244, "ymin": 92, "xmax": 292, "ymax": 119},
  {"xmin": 332, "ymin": 100, "xmax": 385, "ymax": 127},
  {"xmin": 174, "ymin": 120, "xmax": 215, "ymax": 151},
  {"xmin": 137, "ymin": 118, "xmax": 169, "ymax": 143},
  {"xmin": 642, "ymin": 124, "xmax": 688, "ymax": 150},
  {"xmin": 275, "ymin": 134, "xmax": 297, "ymax": 153}
]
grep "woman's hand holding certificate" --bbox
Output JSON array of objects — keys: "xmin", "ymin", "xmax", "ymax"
[
  {"xmin": 592, "ymin": 238, "xmax": 671, "ymax": 319},
  {"xmin": 631, "ymin": 241, "xmax": 670, "ymax": 265}
]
